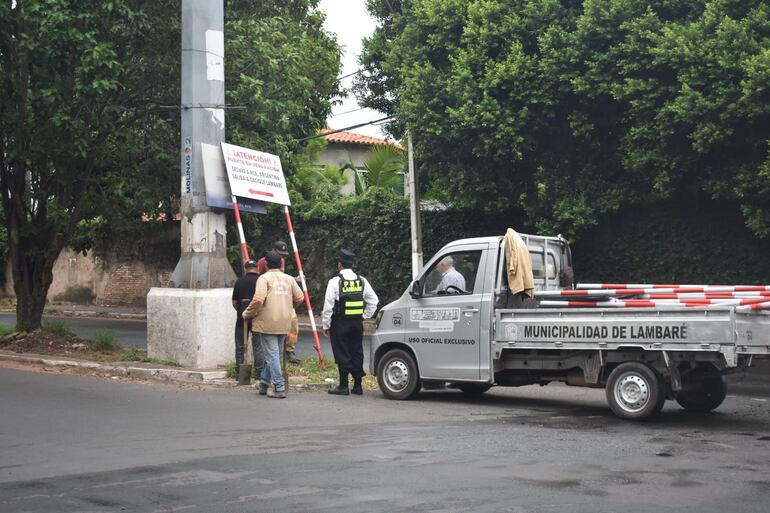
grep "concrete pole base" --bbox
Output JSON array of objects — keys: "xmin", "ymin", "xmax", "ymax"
[{"xmin": 147, "ymin": 287, "xmax": 235, "ymax": 369}]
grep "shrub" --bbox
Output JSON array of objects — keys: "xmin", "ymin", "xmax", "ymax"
[
  {"xmin": 90, "ymin": 331, "xmax": 121, "ymax": 352},
  {"xmin": 44, "ymin": 319, "xmax": 73, "ymax": 336}
]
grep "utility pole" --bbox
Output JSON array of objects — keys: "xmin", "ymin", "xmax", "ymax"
[
  {"xmin": 168, "ymin": 0, "xmax": 235, "ymax": 288},
  {"xmin": 407, "ymin": 134, "xmax": 423, "ymax": 279},
  {"xmin": 147, "ymin": 0, "xmax": 235, "ymax": 369}
]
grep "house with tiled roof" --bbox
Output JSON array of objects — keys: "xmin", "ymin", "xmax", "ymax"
[{"xmin": 317, "ymin": 129, "xmax": 405, "ymax": 195}]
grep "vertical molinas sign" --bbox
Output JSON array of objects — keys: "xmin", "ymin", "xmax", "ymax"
[{"xmin": 184, "ymin": 136, "xmax": 192, "ymax": 195}]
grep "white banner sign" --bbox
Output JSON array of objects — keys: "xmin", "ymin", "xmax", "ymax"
[{"xmin": 220, "ymin": 142, "xmax": 291, "ymax": 206}]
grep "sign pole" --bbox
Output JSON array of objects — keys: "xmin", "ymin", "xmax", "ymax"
[
  {"xmin": 284, "ymin": 206, "xmax": 325, "ymax": 365},
  {"xmin": 231, "ymin": 194, "xmax": 250, "ymax": 263}
]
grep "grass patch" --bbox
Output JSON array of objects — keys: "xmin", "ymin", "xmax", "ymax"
[
  {"xmin": 119, "ymin": 347, "xmax": 141, "ymax": 361},
  {"xmin": 225, "ymin": 355, "xmax": 380, "ymax": 389},
  {"xmin": 286, "ymin": 356, "xmax": 378, "ymax": 390},
  {"xmin": 287, "ymin": 356, "xmax": 339, "ymax": 382},
  {"xmin": 89, "ymin": 331, "xmax": 121, "ymax": 352},
  {"xmin": 44, "ymin": 319, "xmax": 73, "ymax": 336},
  {"xmin": 0, "ymin": 324, "xmax": 14, "ymax": 337}
]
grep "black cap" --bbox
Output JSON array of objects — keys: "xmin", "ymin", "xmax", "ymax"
[
  {"xmin": 244, "ymin": 259, "xmax": 258, "ymax": 269},
  {"xmin": 338, "ymin": 249, "xmax": 355, "ymax": 266},
  {"xmin": 265, "ymin": 250, "xmax": 282, "ymax": 269},
  {"xmin": 273, "ymin": 241, "xmax": 289, "ymax": 256}
]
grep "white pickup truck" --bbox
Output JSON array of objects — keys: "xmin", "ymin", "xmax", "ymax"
[{"xmin": 370, "ymin": 234, "xmax": 769, "ymax": 420}]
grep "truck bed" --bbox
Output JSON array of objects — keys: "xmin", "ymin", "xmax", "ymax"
[{"xmin": 494, "ymin": 307, "xmax": 770, "ymax": 367}]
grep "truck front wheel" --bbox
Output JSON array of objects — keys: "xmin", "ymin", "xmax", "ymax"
[
  {"xmin": 606, "ymin": 362, "xmax": 664, "ymax": 421},
  {"xmin": 675, "ymin": 376, "xmax": 727, "ymax": 413},
  {"xmin": 377, "ymin": 349, "xmax": 421, "ymax": 400}
]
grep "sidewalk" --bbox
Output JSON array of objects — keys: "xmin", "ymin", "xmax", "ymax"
[{"xmin": 0, "ymin": 350, "xmax": 231, "ymax": 384}]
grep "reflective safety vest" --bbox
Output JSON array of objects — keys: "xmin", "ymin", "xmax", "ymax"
[{"xmin": 336, "ymin": 273, "xmax": 365, "ymax": 319}]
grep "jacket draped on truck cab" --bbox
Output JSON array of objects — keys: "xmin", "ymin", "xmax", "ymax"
[{"xmin": 504, "ymin": 228, "xmax": 535, "ymax": 297}]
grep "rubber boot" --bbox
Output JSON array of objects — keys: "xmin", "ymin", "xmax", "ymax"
[
  {"xmin": 351, "ymin": 377, "xmax": 363, "ymax": 395},
  {"xmin": 328, "ymin": 370, "xmax": 349, "ymax": 395}
]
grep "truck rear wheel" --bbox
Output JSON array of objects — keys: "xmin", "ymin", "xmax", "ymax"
[
  {"xmin": 606, "ymin": 362, "xmax": 664, "ymax": 421},
  {"xmin": 377, "ymin": 349, "xmax": 421, "ymax": 400},
  {"xmin": 676, "ymin": 376, "xmax": 727, "ymax": 413}
]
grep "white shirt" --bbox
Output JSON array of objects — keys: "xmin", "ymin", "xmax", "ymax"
[
  {"xmin": 436, "ymin": 267, "xmax": 466, "ymax": 293},
  {"xmin": 322, "ymin": 268, "xmax": 379, "ymax": 330}
]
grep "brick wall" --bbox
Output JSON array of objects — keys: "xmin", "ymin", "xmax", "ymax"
[
  {"xmin": 99, "ymin": 261, "xmax": 152, "ymax": 306},
  {"xmin": 1, "ymin": 224, "xmax": 180, "ymax": 306}
]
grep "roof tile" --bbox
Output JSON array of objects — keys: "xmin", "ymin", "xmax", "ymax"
[{"xmin": 322, "ymin": 129, "xmax": 404, "ymax": 151}]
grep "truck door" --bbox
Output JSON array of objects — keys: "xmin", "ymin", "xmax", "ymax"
[{"xmin": 406, "ymin": 245, "xmax": 485, "ymax": 380}]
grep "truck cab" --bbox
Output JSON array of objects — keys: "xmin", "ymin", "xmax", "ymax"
[{"xmin": 371, "ymin": 234, "xmax": 572, "ymax": 398}]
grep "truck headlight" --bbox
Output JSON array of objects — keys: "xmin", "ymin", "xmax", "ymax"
[{"xmin": 375, "ymin": 310, "xmax": 383, "ymax": 329}]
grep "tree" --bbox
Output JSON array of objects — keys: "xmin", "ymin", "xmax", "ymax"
[
  {"xmin": 224, "ymin": 1, "xmax": 341, "ymax": 170},
  {"xmin": 355, "ymin": 0, "xmax": 770, "ymax": 237},
  {"xmin": 0, "ymin": 0, "xmax": 340, "ymax": 331},
  {"xmin": 0, "ymin": 1, "xmax": 181, "ymax": 331}
]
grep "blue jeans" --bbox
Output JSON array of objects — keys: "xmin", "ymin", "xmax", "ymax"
[{"xmin": 258, "ymin": 333, "xmax": 285, "ymax": 392}]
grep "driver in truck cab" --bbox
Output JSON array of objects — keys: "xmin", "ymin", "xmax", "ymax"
[{"xmin": 434, "ymin": 255, "xmax": 466, "ymax": 294}]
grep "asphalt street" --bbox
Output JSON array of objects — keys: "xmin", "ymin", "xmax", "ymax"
[
  {"xmin": 0, "ymin": 313, "xmax": 353, "ymax": 364},
  {"xmin": 1, "ymin": 367, "xmax": 769, "ymax": 513},
  {"xmin": 0, "ymin": 313, "xmax": 148, "ymax": 349}
]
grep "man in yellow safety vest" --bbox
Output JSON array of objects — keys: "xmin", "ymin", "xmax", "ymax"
[{"xmin": 322, "ymin": 249, "xmax": 378, "ymax": 395}]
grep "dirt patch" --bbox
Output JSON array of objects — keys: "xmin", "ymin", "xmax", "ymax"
[{"xmin": 0, "ymin": 329, "xmax": 143, "ymax": 363}]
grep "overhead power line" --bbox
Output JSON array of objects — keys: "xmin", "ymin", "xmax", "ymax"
[
  {"xmin": 299, "ymin": 116, "xmax": 394, "ymax": 142},
  {"xmin": 337, "ymin": 69, "xmax": 364, "ymax": 82}
]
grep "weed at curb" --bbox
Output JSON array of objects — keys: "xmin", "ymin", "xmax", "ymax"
[
  {"xmin": 44, "ymin": 320, "xmax": 73, "ymax": 336},
  {"xmin": 90, "ymin": 331, "xmax": 120, "ymax": 352}
]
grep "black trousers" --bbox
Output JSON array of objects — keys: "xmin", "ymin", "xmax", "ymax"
[
  {"xmin": 330, "ymin": 317, "xmax": 365, "ymax": 379},
  {"xmin": 234, "ymin": 319, "xmax": 263, "ymax": 371}
]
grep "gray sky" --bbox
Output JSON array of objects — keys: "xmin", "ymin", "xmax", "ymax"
[{"xmin": 318, "ymin": 0, "xmax": 388, "ymax": 139}]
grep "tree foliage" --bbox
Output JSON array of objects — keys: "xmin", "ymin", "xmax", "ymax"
[
  {"xmin": 356, "ymin": 0, "xmax": 770, "ymax": 237},
  {"xmin": 0, "ymin": 0, "xmax": 340, "ymax": 329}
]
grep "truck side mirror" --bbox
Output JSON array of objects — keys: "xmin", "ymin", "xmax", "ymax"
[{"xmin": 409, "ymin": 280, "xmax": 422, "ymax": 298}]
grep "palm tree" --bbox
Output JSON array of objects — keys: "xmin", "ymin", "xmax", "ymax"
[{"xmin": 340, "ymin": 145, "xmax": 405, "ymax": 195}]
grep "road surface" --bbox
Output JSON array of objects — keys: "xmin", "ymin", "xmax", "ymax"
[{"xmin": 1, "ymin": 367, "xmax": 769, "ymax": 512}]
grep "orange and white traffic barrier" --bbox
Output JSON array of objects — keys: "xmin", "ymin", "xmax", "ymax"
[
  {"xmin": 577, "ymin": 283, "xmax": 770, "ymax": 291},
  {"xmin": 284, "ymin": 206, "xmax": 324, "ymax": 365},
  {"xmin": 231, "ymin": 195, "xmax": 250, "ymax": 263},
  {"xmin": 640, "ymin": 292, "xmax": 770, "ymax": 299},
  {"xmin": 540, "ymin": 297, "xmax": 770, "ymax": 308},
  {"xmin": 536, "ymin": 285, "xmax": 770, "ymax": 298},
  {"xmin": 736, "ymin": 301, "xmax": 770, "ymax": 312}
]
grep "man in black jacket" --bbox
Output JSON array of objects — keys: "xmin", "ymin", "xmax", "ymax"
[{"xmin": 231, "ymin": 260, "xmax": 263, "ymax": 379}]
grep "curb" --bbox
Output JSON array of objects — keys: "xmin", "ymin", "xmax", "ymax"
[
  {"xmin": 59, "ymin": 310, "xmax": 147, "ymax": 320},
  {"xmin": 0, "ymin": 352, "xmax": 227, "ymax": 383},
  {"xmin": 1, "ymin": 308, "xmax": 147, "ymax": 321},
  {"xmin": 0, "ymin": 351, "xmax": 335, "ymax": 390}
]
